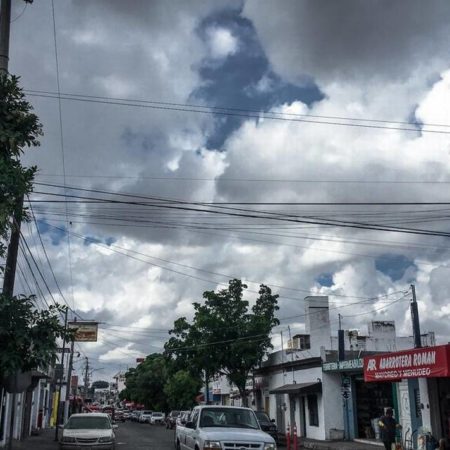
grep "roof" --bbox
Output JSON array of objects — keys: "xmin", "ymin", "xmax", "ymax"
[
  {"xmin": 269, "ymin": 381, "xmax": 322, "ymax": 395},
  {"xmin": 70, "ymin": 413, "xmax": 110, "ymax": 418},
  {"xmin": 194, "ymin": 405, "xmax": 253, "ymax": 411}
]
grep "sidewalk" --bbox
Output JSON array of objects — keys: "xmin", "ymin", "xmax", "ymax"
[
  {"xmin": 10, "ymin": 428, "xmax": 59, "ymax": 450},
  {"xmin": 300, "ymin": 437, "xmax": 384, "ymax": 450}
]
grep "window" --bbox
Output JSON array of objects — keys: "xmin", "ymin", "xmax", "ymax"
[
  {"xmin": 307, "ymin": 395, "xmax": 319, "ymax": 427},
  {"xmin": 190, "ymin": 409, "xmax": 199, "ymax": 427}
]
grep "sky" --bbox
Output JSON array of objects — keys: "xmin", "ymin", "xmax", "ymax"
[{"xmin": 7, "ymin": 0, "xmax": 450, "ymax": 382}]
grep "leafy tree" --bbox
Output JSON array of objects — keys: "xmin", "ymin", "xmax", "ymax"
[
  {"xmin": 0, "ymin": 74, "xmax": 73, "ymax": 385},
  {"xmin": 164, "ymin": 370, "xmax": 202, "ymax": 410},
  {"xmin": 123, "ymin": 354, "xmax": 169, "ymax": 411},
  {"xmin": 0, "ymin": 296, "xmax": 72, "ymax": 379},
  {"xmin": 91, "ymin": 380, "xmax": 109, "ymax": 389},
  {"xmin": 0, "ymin": 73, "xmax": 42, "ymax": 261},
  {"xmin": 166, "ymin": 279, "xmax": 279, "ymax": 406},
  {"xmin": 165, "ymin": 317, "xmax": 219, "ymax": 403}
]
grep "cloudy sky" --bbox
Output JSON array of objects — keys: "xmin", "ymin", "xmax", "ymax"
[{"xmin": 8, "ymin": 0, "xmax": 450, "ymax": 381}]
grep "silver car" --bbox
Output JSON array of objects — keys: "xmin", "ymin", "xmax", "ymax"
[{"xmin": 60, "ymin": 413, "xmax": 117, "ymax": 450}]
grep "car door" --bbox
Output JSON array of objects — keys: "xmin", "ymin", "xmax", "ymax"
[{"xmin": 184, "ymin": 409, "xmax": 199, "ymax": 450}]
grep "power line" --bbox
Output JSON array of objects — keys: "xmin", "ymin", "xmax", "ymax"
[
  {"xmin": 30, "ymin": 188, "xmax": 450, "ymax": 238},
  {"xmin": 50, "ymin": 0, "xmax": 76, "ymax": 312},
  {"xmin": 27, "ymin": 199, "xmax": 85, "ymax": 320},
  {"xmin": 23, "ymin": 89, "xmax": 450, "ymax": 134},
  {"xmin": 31, "ymin": 173, "xmax": 450, "ymax": 185}
]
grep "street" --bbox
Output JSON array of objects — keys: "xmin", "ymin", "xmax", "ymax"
[
  {"xmin": 115, "ymin": 421, "xmax": 175, "ymax": 449},
  {"xmin": 13, "ymin": 422, "xmax": 176, "ymax": 450}
]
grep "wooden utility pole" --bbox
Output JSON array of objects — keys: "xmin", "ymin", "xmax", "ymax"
[
  {"xmin": 0, "ymin": 0, "xmax": 11, "ymax": 72},
  {"xmin": 54, "ymin": 308, "xmax": 68, "ymax": 442},
  {"xmin": 410, "ymin": 284, "xmax": 422, "ymax": 348},
  {"xmin": 1, "ymin": 3, "xmax": 20, "ymax": 449}
]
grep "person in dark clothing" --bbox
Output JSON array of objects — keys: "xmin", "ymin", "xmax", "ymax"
[{"xmin": 378, "ymin": 408, "xmax": 401, "ymax": 450}]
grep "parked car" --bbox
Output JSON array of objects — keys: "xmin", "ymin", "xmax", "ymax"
[
  {"xmin": 150, "ymin": 412, "xmax": 165, "ymax": 425},
  {"xmin": 176, "ymin": 410, "xmax": 191, "ymax": 427},
  {"xmin": 255, "ymin": 410, "xmax": 278, "ymax": 443},
  {"xmin": 59, "ymin": 412, "xmax": 117, "ymax": 450},
  {"xmin": 114, "ymin": 410, "xmax": 125, "ymax": 422},
  {"xmin": 122, "ymin": 411, "xmax": 131, "ymax": 421},
  {"xmin": 165, "ymin": 410, "xmax": 180, "ymax": 429},
  {"xmin": 130, "ymin": 410, "xmax": 141, "ymax": 422},
  {"xmin": 175, "ymin": 405, "xmax": 276, "ymax": 450},
  {"xmin": 139, "ymin": 410, "xmax": 153, "ymax": 423}
]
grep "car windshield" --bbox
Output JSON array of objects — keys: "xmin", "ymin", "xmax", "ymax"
[
  {"xmin": 171, "ymin": 411, "xmax": 180, "ymax": 417},
  {"xmin": 200, "ymin": 408, "xmax": 259, "ymax": 429},
  {"xmin": 66, "ymin": 416, "xmax": 111, "ymax": 430},
  {"xmin": 255, "ymin": 411, "xmax": 271, "ymax": 424}
]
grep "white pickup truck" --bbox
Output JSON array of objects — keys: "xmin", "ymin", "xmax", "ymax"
[{"xmin": 175, "ymin": 405, "xmax": 276, "ymax": 450}]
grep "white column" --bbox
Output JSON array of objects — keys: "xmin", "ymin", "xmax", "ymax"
[{"xmin": 418, "ymin": 378, "xmax": 431, "ymax": 430}]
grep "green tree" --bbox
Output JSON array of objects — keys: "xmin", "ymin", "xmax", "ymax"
[
  {"xmin": 165, "ymin": 317, "xmax": 219, "ymax": 403},
  {"xmin": 0, "ymin": 296, "xmax": 72, "ymax": 379},
  {"xmin": 91, "ymin": 380, "xmax": 110, "ymax": 389},
  {"xmin": 123, "ymin": 354, "xmax": 169, "ymax": 411},
  {"xmin": 0, "ymin": 74, "xmax": 73, "ymax": 384},
  {"xmin": 164, "ymin": 370, "xmax": 202, "ymax": 410},
  {"xmin": 166, "ymin": 279, "xmax": 279, "ymax": 406},
  {"xmin": 0, "ymin": 73, "xmax": 42, "ymax": 260}
]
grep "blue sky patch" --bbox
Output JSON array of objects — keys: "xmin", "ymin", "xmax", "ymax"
[
  {"xmin": 193, "ymin": 7, "xmax": 323, "ymax": 149},
  {"xmin": 105, "ymin": 237, "xmax": 116, "ymax": 246},
  {"xmin": 83, "ymin": 236, "xmax": 103, "ymax": 247},
  {"xmin": 375, "ymin": 254, "xmax": 415, "ymax": 281},
  {"xmin": 37, "ymin": 220, "xmax": 66, "ymax": 246},
  {"xmin": 316, "ymin": 272, "xmax": 333, "ymax": 287}
]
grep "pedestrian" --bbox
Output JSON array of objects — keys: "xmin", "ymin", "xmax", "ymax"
[
  {"xmin": 437, "ymin": 438, "xmax": 448, "ymax": 450},
  {"xmin": 378, "ymin": 408, "xmax": 401, "ymax": 450}
]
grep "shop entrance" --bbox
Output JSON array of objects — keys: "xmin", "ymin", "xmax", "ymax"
[{"xmin": 354, "ymin": 376, "xmax": 394, "ymax": 438}]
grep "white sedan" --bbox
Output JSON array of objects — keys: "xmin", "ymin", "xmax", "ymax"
[
  {"xmin": 150, "ymin": 412, "xmax": 165, "ymax": 425},
  {"xmin": 60, "ymin": 412, "xmax": 117, "ymax": 450}
]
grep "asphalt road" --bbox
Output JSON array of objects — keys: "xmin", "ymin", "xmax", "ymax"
[{"xmin": 115, "ymin": 421, "xmax": 175, "ymax": 450}]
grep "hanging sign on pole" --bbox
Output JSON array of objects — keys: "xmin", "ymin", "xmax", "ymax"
[{"xmin": 68, "ymin": 321, "xmax": 99, "ymax": 342}]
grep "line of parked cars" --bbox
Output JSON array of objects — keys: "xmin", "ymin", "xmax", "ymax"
[{"xmin": 129, "ymin": 409, "xmax": 167, "ymax": 424}]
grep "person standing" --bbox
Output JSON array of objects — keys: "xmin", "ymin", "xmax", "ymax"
[{"xmin": 378, "ymin": 408, "xmax": 401, "ymax": 450}]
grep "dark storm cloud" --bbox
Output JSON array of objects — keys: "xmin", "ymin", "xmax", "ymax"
[{"xmin": 243, "ymin": 0, "xmax": 450, "ymax": 83}]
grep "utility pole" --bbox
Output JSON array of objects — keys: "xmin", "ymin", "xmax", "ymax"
[
  {"xmin": 338, "ymin": 313, "xmax": 345, "ymax": 361},
  {"xmin": 54, "ymin": 308, "xmax": 68, "ymax": 442},
  {"xmin": 287, "ymin": 326, "xmax": 295, "ymax": 382},
  {"xmin": 410, "ymin": 284, "xmax": 422, "ymax": 348},
  {"xmin": 0, "ymin": 0, "xmax": 11, "ymax": 72},
  {"xmin": 1, "ymin": 2, "xmax": 20, "ymax": 449},
  {"xmin": 64, "ymin": 334, "xmax": 75, "ymax": 422},
  {"xmin": 1, "ymin": 0, "xmax": 23, "ymax": 298},
  {"xmin": 83, "ymin": 357, "xmax": 89, "ymax": 400}
]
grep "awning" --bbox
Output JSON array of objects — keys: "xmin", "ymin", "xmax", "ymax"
[{"xmin": 269, "ymin": 382, "xmax": 322, "ymax": 395}]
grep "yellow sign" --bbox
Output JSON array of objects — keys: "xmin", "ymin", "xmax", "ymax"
[
  {"xmin": 68, "ymin": 322, "xmax": 98, "ymax": 342},
  {"xmin": 50, "ymin": 390, "xmax": 59, "ymax": 427}
]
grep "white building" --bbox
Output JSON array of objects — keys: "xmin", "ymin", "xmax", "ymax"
[{"xmin": 254, "ymin": 296, "xmax": 436, "ymax": 442}]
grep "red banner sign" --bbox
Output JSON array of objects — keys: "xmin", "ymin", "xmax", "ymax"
[{"xmin": 364, "ymin": 344, "xmax": 450, "ymax": 382}]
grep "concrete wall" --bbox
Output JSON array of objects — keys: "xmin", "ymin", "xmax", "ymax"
[{"xmin": 322, "ymin": 372, "xmax": 345, "ymax": 440}]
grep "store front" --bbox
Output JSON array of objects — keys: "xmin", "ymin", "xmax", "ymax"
[
  {"xmin": 364, "ymin": 344, "xmax": 450, "ymax": 446},
  {"xmin": 323, "ymin": 357, "xmax": 397, "ymax": 440}
]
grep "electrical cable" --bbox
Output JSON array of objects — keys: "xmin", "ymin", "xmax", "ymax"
[{"xmin": 23, "ymin": 89, "xmax": 450, "ymax": 134}]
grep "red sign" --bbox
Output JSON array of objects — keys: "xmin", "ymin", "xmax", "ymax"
[{"xmin": 364, "ymin": 345, "xmax": 450, "ymax": 382}]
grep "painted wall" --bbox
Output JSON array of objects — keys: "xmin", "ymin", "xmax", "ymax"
[{"xmin": 322, "ymin": 372, "xmax": 345, "ymax": 439}]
